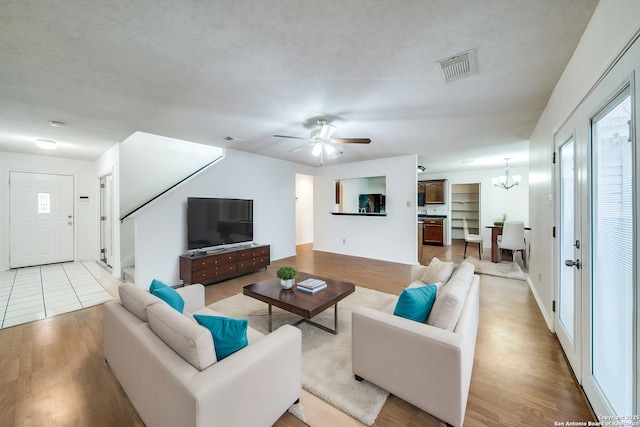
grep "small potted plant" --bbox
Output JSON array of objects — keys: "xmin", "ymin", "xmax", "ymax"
[
  {"xmin": 494, "ymin": 213, "xmax": 507, "ymax": 226},
  {"xmin": 276, "ymin": 265, "xmax": 298, "ymax": 289}
]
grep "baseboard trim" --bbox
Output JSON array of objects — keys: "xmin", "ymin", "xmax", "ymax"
[{"xmin": 527, "ymin": 276, "xmax": 554, "ymax": 332}]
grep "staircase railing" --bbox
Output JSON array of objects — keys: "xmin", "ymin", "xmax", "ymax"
[{"xmin": 119, "ymin": 155, "xmax": 224, "ymax": 221}]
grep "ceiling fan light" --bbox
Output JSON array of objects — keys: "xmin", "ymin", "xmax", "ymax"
[
  {"xmin": 312, "ymin": 143, "xmax": 322, "ymax": 156},
  {"xmin": 35, "ymin": 139, "xmax": 58, "ymax": 150},
  {"xmin": 319, "ymin": 124, "xmax": 336, "ymax": 139},
  {"xmin": 324, "ymin": 142, "xmax": 335, "ymax": 155}
]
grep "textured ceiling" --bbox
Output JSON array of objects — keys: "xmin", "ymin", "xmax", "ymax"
[{"xmin": 0, "ymin": 0, "xmax": 599, "ymax": 172}]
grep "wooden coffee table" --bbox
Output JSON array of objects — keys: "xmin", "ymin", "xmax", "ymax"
[{"xmin": 242, "ymin": 272, "xmax": 355, "ymax": 334}]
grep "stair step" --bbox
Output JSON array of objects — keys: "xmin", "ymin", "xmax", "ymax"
[{"xmin": 122, "ymin": 267, "xmax": 135, "ymax": 283}]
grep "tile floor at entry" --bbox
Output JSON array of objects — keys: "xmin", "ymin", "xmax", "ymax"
[{"xmin": 0, "ymin": 261, "xmax": 115, "ymax": 329}]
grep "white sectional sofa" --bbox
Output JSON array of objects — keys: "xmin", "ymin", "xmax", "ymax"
[
  {"xmin": 352, "ymin": 261, "xmax": 480, "ymax": 427},
  {"xmin": 103, "ymin": 283, "xmax": 301, "ymax": 427}
]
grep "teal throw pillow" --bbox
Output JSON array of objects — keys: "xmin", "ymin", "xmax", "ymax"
[
  {"xmin": 149, "ymin": 279, "xmax": 169, "ymax": 294},
  {"xmin": 152, "ymin": 286, "xmax": 185, "ymax": 313},
  {"xmin": 193, "ymin": 315, "xmax": 248, "ymax": 361},
  {"xmin": 393, "ymin": 285, "xmax": 437, "ymax": 323}
]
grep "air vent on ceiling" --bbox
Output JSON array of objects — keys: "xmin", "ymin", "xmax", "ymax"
[{"xmin": 437, "ymin": 49, "xmax": 476, "ymax": 83}]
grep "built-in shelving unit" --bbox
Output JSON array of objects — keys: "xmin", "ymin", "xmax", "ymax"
[{"xmin": 451, "ymin": 183, "xmax": 480, "ymax": 240}]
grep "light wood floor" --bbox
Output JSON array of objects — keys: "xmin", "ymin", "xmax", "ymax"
[{"xmin": 0, "ymin": 242, "xmax": 594, "ymax": 427}]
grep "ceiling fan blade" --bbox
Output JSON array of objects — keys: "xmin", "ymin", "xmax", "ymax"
[
  {"xmin": 332, "ymin": 138, "xmax": 371, "ymax": 144},
  {"xmin": 290, "ymin": 143, "xmax": 315, "ymax": 153},
  {"xmin": 274, "ymin": 134, "xmax": 308, "ymax": 140}
]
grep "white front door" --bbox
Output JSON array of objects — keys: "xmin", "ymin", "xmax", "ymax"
[{"xmin": 9, "ymin": 172, "xmax": 74, "ymax": 268}]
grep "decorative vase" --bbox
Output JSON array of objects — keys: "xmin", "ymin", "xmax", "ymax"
[{"xmin": 281, "ymin": 278, "xmax": 295, "ymax": 289}]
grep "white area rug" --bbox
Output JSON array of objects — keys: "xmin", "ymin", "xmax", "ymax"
[
  {"xmin": 208, "ymin": 286, "xmax": 397, "ymax": 426},
  {"xmin": 464, "ymin": 256, "xmax": 528, "ymax": 281}
]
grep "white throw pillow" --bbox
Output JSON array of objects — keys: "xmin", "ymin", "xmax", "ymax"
[
  {"xmin": 147, "ymin": 302, "xmax": 217, "ymax": 371},
  {"xmin": 426, "ymin": 262, "xmax": 474, "ymax": 331},
  {"xmin": 421, "ymin": 257, "xmax": 455, "ymax": 285}
]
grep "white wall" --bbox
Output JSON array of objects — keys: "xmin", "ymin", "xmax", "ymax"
[
  {"xmin": 313, "ymin": 155, "xmax": 418, "ymax": 265},
  {"xmin": 295, "ymin": 173, "xmax": 314, "ymax": 245},
  {"xmin": 0, "ymin": 151, "xmax": 96, "ymax": 271},
  {"xmin": 119, "ymin": 132, "xmax": 224, "ymax": 218},
  {"xmin": 422, "ymin": 165, "xmax": 530, "ymax": 247},
  {"xmin": 131, "ymin": 149, "xmax": 314, "ymax": 288},
  {"xmin": 528, "ymin": 0, "xmax": 640, "ymax": 328}
]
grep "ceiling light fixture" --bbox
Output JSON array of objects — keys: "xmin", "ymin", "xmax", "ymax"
[
  {"xmin": 492, "ymin": 158, "xmax": 520, "ymax": 190},
  {"xmin": 35, "ymin": 139, "xmax": 58, "ymax": 150},
  {"xmin": 312, "ymin": 142, "xmax": 322, "ymax": 156},
  {"xmin": 308, "ymin": 120, "xmax": 340, "ymax": 165},
  {"xmin": 312, "ymin": 141, "xmax": 335, "ymax": 157},
  {"xmin": 417, "ymin": 165, "xmax": 426, "ymax": 172},
  {"xmin": 318, "ymin": 123, "xmax": 336, "ymax": 139},
  {"xmin": 49, "ymin": 120, "xmax": 66, "ymax": 127}
]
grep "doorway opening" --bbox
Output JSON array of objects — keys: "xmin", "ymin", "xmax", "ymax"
[
  {"xmin": 295, "ymin": 174, "xmax": 314, "ymax": 246},
  {"xmin": 450, "ymin": 183, "xmax": 480, "ymax": 239},
  {"xmin": 99, "ymin": 174, "xmax": 114, "ymax": 267}
]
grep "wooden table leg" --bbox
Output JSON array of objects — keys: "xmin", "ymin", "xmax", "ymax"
[
  {"xmin": 491, "ymin": 227, "xmax": 503, "ymax": 263},
  {"xmin": 268, "ymin": 304, "xmax": 272, "ymax": 332}
]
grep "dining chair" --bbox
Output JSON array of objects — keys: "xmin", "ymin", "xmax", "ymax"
[
  {"xmin": 498, "ymin": 221, "xmax": 526, "ymax": 267},
  {"xmin": 463, "ymin": 218, "xmax": 483, "ymax": 259}
]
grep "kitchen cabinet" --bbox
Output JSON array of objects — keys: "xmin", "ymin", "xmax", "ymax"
[
  {"xmin": 423, "ymin": 219, "xmax": 444, "ymax": 246},
  {"xmin": 418, "ymin": 180, "xmax": 446, "ymax": 205}
]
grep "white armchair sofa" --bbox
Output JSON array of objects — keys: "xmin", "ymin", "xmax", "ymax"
[
  {"xmin": 352, "ymin": 262, "xmax": 479, "ymax": 427},
  {"xmin": 104, "ymin": 283, "xmax": 301, "ymax": 427}
]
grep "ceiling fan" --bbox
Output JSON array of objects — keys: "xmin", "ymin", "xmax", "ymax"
[{"xmin": 274, "ymin": 119, "xmax": 371, "ymax": 164}]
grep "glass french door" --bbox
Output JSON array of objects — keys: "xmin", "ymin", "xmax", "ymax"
[
  {"xmin": 554, "ymin": 38, "xmax": 638, "ymax": 418},
  {"xmin": 555, "ymin": 126, "xmax": 582, "ymax": 377},
  {"xmin": 584, "ymin": 85, "xmax": 634, "ymax": 416}
]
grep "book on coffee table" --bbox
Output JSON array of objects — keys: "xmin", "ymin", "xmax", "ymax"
[
  {"xmin": 296, "ymin": 283, "xmax": 327, "ymax": 294},
  {"xmin": 297, "ymin": 278, "xmax": 327, "ymax": 289}
]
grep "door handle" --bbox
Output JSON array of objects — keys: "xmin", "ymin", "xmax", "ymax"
[{"xmin": 564, "ymin": 259, "xmax": 581, "ymax": 269}]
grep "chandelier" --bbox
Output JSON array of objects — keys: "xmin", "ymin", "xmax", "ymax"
[{"xmin": 492, "ymin": 158, "xmax": 521, "ymax": 190}]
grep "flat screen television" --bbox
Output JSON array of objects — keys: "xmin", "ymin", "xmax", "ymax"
[{"xmin": 187, "ymin": 197, "xmax": 253, "ymax": 250}]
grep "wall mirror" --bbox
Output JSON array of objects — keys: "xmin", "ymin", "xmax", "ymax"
[{"xmin": 333, "ymin": 176, "xmax": 387, "ymax": 215}]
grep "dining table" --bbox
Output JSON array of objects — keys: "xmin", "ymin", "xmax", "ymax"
[{"xmin": 485, "ymin": 225, "xmax": 531, "ymax": 263}]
